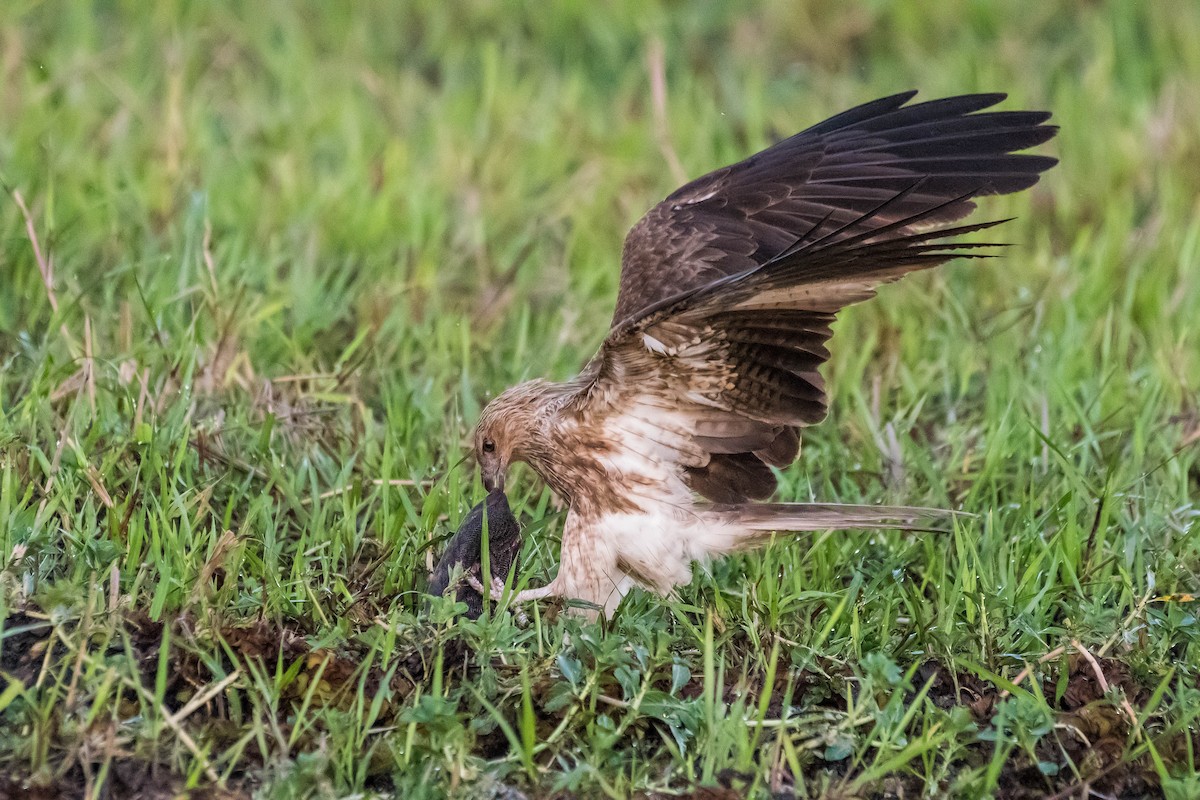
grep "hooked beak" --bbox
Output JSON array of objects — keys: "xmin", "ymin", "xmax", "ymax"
[{"xmin": 482, "ymin": 465, "xmax": 505, "ymax": 493}]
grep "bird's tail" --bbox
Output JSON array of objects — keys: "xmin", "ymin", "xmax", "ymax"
[{"xmin": 703, "ymin": 502, "xmax": 958, "ymax": 552}]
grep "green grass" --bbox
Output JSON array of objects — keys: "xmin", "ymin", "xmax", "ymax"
[{"xmin": 1, "ymin": 1, "xmax": 1199, "ymax": 798}]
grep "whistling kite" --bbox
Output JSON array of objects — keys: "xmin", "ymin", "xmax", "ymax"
[{"xmin": 471, "ymin": 92, "xmax": 1057, "ymax": 618}]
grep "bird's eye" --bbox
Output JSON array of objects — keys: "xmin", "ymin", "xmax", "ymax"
[{"xmin": 482, "ymin": 439, "xmax": 495, "ymax": 453}]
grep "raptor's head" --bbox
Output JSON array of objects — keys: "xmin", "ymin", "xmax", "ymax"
[{"xmin": 472, "ymin": 379, "xmax": 552, "ymax": 492}]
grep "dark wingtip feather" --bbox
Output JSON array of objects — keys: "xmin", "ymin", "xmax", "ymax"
[
  {"xmin": 800, "ymin": 90, "xmax": 919, "ymax": 136},
  {"xmin": 612, "ymin": 89, "xmax": 1058, "ymax": 326}
]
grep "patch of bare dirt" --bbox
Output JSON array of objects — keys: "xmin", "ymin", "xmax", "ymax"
[
  {"xmin": 1, "ymin": 604, "xmax": 1191, "ymax": 799},
  {"xmin": 0, "ymin": 769, "xmax": 250, "ymax": 800},
  {"xmin": 913, "ymin": 657, "xmax": 1166, "ymax": 799},
  {"xmin": 0, "ymin": 604, "xmax": 454, "ymax": 799}
]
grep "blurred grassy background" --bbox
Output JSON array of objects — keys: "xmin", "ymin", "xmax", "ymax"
[{"xmin": 1, "ymin": 1, "xmax": 1198, "ymax": 797}]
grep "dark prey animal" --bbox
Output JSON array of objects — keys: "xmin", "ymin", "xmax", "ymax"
[{"xmin": 429, "ymin": 489, "xmax": 523, "ymax": 618}]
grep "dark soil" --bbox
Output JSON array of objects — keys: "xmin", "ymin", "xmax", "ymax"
[{"xmin": 0, "ymin": 605, "xmax": 1187, "ymax": 799}]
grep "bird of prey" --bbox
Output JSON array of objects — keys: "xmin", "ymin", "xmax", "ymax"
[{"xmin": 471, "ymin": 91, "xmax": 1057, "ymax": 619}]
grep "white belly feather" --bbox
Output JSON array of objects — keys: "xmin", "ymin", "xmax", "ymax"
[{"xmin": 552, "ymin": 402, "xmax": 742, "ymax": 615}]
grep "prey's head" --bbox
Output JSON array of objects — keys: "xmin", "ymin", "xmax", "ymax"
[{"xmin": 472, "ymin": 379, "xmax": 553, "ymax": 492}]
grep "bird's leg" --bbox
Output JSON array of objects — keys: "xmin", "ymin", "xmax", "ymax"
[
  {"xmin": 507, "ymin": 582, "xmax": 560, "ymax": 604},
  {"xmin": 466, "ymin": 574, "xmax": 559, "ymax": 604}
]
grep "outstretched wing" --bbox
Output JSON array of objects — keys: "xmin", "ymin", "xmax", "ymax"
[
  {"xmin": 614, "ymin": 91, "xmax": 1056, "ymax": 326},
  {"xmin": 572, "ymin": 92, "xmax": 1057, "ymax": 503}
]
